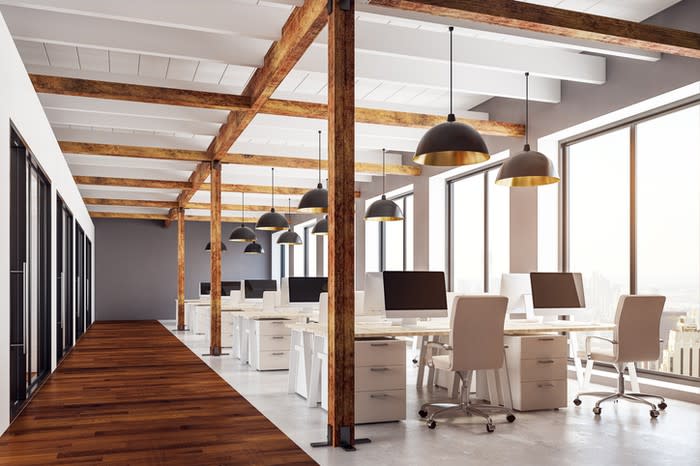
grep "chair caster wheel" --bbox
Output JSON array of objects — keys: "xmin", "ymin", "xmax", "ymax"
[
  {"xmin": 650, "ymin": 409, "xmax": 659, "ymax": 419},
  {"xmin": 427, "ymin": 420, "xmax": 436, "ymax": 429},
  {"xmin": 486, "ymin": 423, "xmax": 495, "ymax": 433},
  {"xmin": 412, "ymin": 358, "xmax": 418, "ymax": 364},
  {"xmin": 658, "ymin": 402, "xmax": 667, "ymax": 410},
  {"xmin": 418, "ymin": 409, "xmax": 428, "ymax": 418},
  {"xmin": 506, "ymin": 414, "xmax": 516, "ymax": 423},
  {"xmin": 573, "ymin": 398, "xmax": 582, "ymax": 406},
  {"xmin": 593, "ymin": 407, "xmax": 602, "ymax": 415}
]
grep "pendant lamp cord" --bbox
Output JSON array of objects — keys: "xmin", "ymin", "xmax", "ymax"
[
  {"xmin": 241, "ymin": 193, "xmax": 245, "ymax": 227},
  {"xmin": 317, "ymin": 130, "xmax": 322, "ymax": 186},
  {"xmin": 525, "ymin": 71, "xmax": 530, "ymax": 149},
  {"xmin": 448, "ymin": 26, "xmax": 454, "ymax": 121},
  {"xmin": 271, "ymin": 168, "xmax": 275, "ymax": 211},
  {"xmin": 382, "ymin": 148, "xmax": 386, "ymax": 197}
]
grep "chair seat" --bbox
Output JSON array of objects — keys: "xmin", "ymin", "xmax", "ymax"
[{"xmin": 432, "ymin": 355, "xmax": 451, "ymax": 370}]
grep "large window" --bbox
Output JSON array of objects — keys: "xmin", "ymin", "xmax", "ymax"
[
  {"xmin": 292, "ymin": 219, "xmax": 326, "ymax": 277},
  {"xmin": 564, "ymin": 103, "xmax": 700, "ymax": 379},
  {"xmin": 448, "ymin": 166, "xmax": 510, "ymax": 293},
  {"xmin": 365, "ymin": 193, "xmax": 414, "ymax": 272}
]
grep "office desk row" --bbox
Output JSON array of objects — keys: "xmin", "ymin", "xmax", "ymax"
[{"xmin": 284, "ymin": 320, "xmax": 616, "ymax": 420}]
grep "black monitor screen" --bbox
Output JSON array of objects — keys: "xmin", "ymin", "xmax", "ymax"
[
  {"xmin": 200, "ymin": 281, "xmax": 240, "ymax": 296},
  {"xmin": 530, "ymin": 273, "xmax": 585, "ymax": 308},
  {"xmin": 245, "ymin": 280, "xmax": 277, "ymax": 299},
  {"xmin": 382, "ymin": 271, "xmax": 447, "ymax": 310},
  {"xmin": 288, "ymin": 277, "xmax": 327, "ymax": 303}
]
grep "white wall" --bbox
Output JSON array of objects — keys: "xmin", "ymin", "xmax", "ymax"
[{"xmin": 0, "ymin": 11, "xmax": 94, "ymax": 434}]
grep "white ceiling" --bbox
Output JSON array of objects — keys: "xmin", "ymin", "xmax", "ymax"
[{"xmin": 0, "ymin": 0, "xmax": 681, "ymax": 219}]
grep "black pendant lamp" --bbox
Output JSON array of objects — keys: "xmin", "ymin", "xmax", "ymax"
[
  {"xmin": 311, "ymin": 215, "xmax": 328, "ymax": 236},
  {"xmin": 205, "ymin": 241, "xmax": 228, "ymax": 252},
  {"xmin": 229, "ymin": 192, "xmax": 256, "ymax": 242},
  {"xmin": 495, "ymin": 72, "xmax": 560, "ymax": 187},
  {"xmin": 298, "ymin": 130, "xmax": 328, "ymax": 213},
  {"xmin": 256, "ymin": 167, "xmax": 289, "ymax": 231},
  {"xmin": 365, "ymin": 149, "xmax": 404, "ymax": 222},
  {"xmin": 414, "ymin": 26, "xmax": 489, "ymax": 166},
  {"xmin": 244, "ymin": 241, "xmax": 264, "ymax": 255},
  {"xmin": 277, "ymin": 198, "xmax": 303, "ymax": 245}
]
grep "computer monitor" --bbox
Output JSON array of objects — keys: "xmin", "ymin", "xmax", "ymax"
[
  {"xmin": 382, "ymin": 271, "xmax": 448, "ymax": 319},
  {"xmin": 199, "ymin": 281, "xmax": 240, "ymax": 297},
  {"xmin": 287, "ymin": 277, "xmax": 327, "ymax": 304},
  {"xmin": 530, "ymin": 272, "xmax": 585, "ymax": 311},
  {"xmin": 244, "ymin": 279, "xmax": 277, "ymax": 300},
  {"xmin": 500, "ymin": 273, "xmax": 534, "ymax": 317}
]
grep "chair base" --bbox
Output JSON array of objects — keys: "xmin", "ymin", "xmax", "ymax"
[
  {"xmin": 574, "ymin": 363, "xmax": 667, "ymax": 419},
  {"xmin": 419, "ymin": 370, "xmax": 515, "ymax": 432}
]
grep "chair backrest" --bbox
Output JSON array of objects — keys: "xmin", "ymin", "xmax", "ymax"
[
  {"xmin": 449, "ymin": 295, "xmax": 508, "ymax": 371},
  {"xmin": 614, "ymin": 295, "xmax": 665, "ymax": 363},
  {"xmin": 318, "ymin": 292, "xmax": 329, "ymax": 326}
]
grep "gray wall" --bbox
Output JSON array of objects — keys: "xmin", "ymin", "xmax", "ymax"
[{"xmin": 94, "ymin": 218, "xmax": 272, "ymax": 321}]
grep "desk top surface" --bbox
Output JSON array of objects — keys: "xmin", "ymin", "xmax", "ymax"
[{"xmin": 286, "ymin": 320, "xmax": 615, "ymax": 338}]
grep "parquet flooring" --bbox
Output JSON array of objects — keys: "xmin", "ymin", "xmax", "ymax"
[{"xmin": 0, "ymin": 321, "xmax": 316, "ymax": 465}]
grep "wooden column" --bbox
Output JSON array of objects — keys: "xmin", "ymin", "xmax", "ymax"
[
  {"xmin": 209, "ymin": 161, "xmax": 222, "ymax": 355},
  {"xmin": 327, "ymin": 0, "xmax": 355, "ymax": 448},
  {"xmin": 177, "ymin": 207, "xmax": 186, "ymax": 331}
]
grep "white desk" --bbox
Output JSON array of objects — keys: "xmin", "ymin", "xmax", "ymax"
[{"xmin": 287, "ymin": 320, "xmax": 615, "ymax": 415}]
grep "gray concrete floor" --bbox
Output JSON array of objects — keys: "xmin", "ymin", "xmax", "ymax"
[{"xmin": 163, "ymin": 321, "xmax": 700, "ymax": 466}]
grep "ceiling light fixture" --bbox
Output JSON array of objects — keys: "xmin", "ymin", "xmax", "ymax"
[
  {"xmin": 365, "ymin": 148, "xmax": 404, "ymax": 222},
  {"xmin": 298, "ymin": 130, "xmax": 328, "ymax": 213},
  {"xmin": 311, "ymin": 215, "xmax": 328, "ymax": 236},
  {"xmin": 277, "ymin": 198, "xmax": 303, "ymax": 245},
  {"xmin": 255, "ymin": 167, "xmax": 289, "ymax": 231},
  {"xmin": 229, "ymin": 192, "xmax": 256, "ymax": 242},
  {"xmin": 244, "ymin": 241, "xmax": 264, "ymax": 254},
  {"xmin": 413, "ymin": 26, "xmax": 489, "ymax": 166},
  {"xmin": 495, "ymin": 72, "xmax": 560, "ymax": 187}
]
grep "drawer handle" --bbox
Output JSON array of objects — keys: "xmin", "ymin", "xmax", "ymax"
[
  {"xmin": 370, "ymin": 394, "xmax": 390, "ymax": 399},
  {"xmin": 537, "ymin": 360, "xmax": 555, "ymax": 364},
  {"xmin": 271, "ymin": 352, "xmax": 285, "ymax": 356},
  {"xmin": 370, "ymin": 343, "xmax": 389, "ymax": 347},
  {"xmin": 370, "ymin": 367, "xmax": 390, "ymax": 372},
  {"xmin": 271, "ymin": 336, "xmax": 285, "ymax": 340},
  {"xmin": 537, "ymin": 383, "xmax": 555, "ymax": 389},
  {"xmin": 537, "ymin": 337, "xmax": 555, "ymax": 341}
]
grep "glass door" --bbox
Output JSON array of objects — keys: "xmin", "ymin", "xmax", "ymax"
[
  {"xmin": 56, "ymin": 196, "xmax": 74, "ymax": 358},
  {"xmin": 75, "ymin": 225, "xmax": 85, "ymax": 339},
  {"xmin": 10, "ymin": 127, "xmax": 51, "ymax": 420}
]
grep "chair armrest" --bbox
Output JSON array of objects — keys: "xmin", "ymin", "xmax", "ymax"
[
  {"xmin": 585, "ymin": 335, "xmax": 617, "ymax": 358},
  {"xmin": 425, "ymin": 341, "xmax": 452, "ymax": 351}
]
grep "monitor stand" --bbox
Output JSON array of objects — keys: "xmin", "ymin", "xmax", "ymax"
[{"xmin": 400, "ymin": 317, "xmax": 419, "ymax": 327}]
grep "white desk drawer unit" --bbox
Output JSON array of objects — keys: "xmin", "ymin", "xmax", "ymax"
[
  {"xmin": 505, "ymin": 335, "xmax": 568, "ymax": 411},
  {"xmin": 355, "ymin": 338, "xmax": 406, "ymax": 424},
  {"xmin": 251, "ymin": 318, "xmax": 291, "ymax": 371}
]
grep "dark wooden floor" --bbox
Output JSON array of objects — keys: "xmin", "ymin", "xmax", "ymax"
[{"xmin": 0, "ymin": 321, "xmax": 316, "ymax": 465}]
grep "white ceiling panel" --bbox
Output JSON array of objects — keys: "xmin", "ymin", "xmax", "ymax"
[
  {"xmin": 194, "ymin": 61, "xmax": 228, "ymax": 84},
  {"xmin": 14, "ymin": 39, "xmax": 49, "ymax": 66},
  {"xmin": 77, "ymin": 47, "xmax": 108, "ymax": 71},
  {"xmin": 108, "ymin": 50, "xmax": 139, "ymax": 74},
  {"xmin": 138, "ymin": 55, "xmax": 169, "ymax": 79},
  {"xmin": 166, "ymin": 57, "xmax": 199, "ymax": 81},
  {"xmin": 44, "ymin": 43, "xmax": 79, "ymax": 69}
]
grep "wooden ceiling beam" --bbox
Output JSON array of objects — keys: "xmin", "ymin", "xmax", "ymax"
[
  {"xmin": 30, "ymin": 74, "xmax": 251, "ymax": 110},
  {"xmin": 89, "ymin": 211, "xmax": 261, "ymax": 223},
  {"xmin": 59, "ymin": 141, "xmax": 422, "ymax": 175},
  {"xmin": 74, "ymin": 175, "xmax": 360, "ymax": 197},
  {"xmin": 36, "ymin": 76, "xmax": 524, "ymax": 136},
  {"xmin": 369, "ymin": 0, "xmax": 700, "ymax": 58},
  {"xmin": 82, "ymin": 197, "xmax": 303, "ymax": 213},
  {"xmin": 168, "ymin": 0, "xmax": 328, "ymax": 224}
]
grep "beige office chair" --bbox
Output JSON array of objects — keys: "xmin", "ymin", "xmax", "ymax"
[
  {"xmin": 574, "ymin": 295, "xmax": 667, "ymax": 418},
  {"xmin": 419, "ymin": 295, "xmax": 515, "ymax": 433}
]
